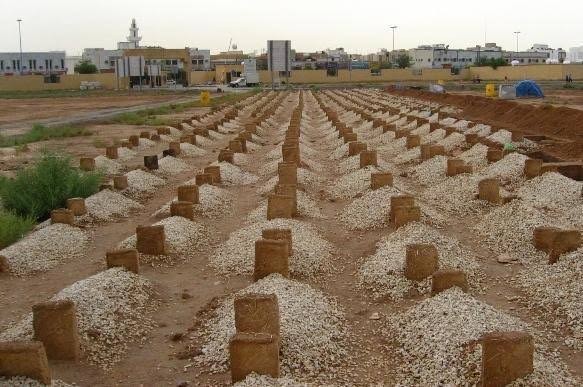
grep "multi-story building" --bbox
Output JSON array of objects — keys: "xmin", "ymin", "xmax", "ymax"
[
  {"xmin": 502, "ymin": 50, "xmax": 549, "ymax": 64},
  {"xmin": 410, "ymin": 43, "xmax": 502, "ymax": 69},
  {"xmin": 0, "ymin": 51, "xmax": 66, "ymax": 75},
  {"xmin": 526, "ymin": 44, "xmax": 566, "ymax": 63},
  {"xmin": 568, "ymin": 46, "xmax": 583, "ymax": 63},
  {"xmin": 267, "ymin": 40, "xmax": 292, "ymax": 75},
  {"xmin": 189, "ymin": 48, "xmax": 211, "ymax": 70}
]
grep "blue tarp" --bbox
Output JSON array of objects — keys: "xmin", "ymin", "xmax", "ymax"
[{"xmin": 515, "ymin": 80, "xmax": 544, "ymax": 98}]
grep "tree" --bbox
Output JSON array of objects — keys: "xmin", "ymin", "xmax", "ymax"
[
  {"xmin": 396, "ymin": 54, "xmax": 412, "ymax": 69},
  {"xmin": 476, "ymin": 57, "xmax": 507, "ymax": 70},
  {"xmin": 74, "ymin": 60, "xmax": 98, "ymax": 74}
]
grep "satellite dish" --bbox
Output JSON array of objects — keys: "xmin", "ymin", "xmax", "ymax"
[
  {"xmin": 511, "ymin": 60, "xmax": 520, "ymax": 66},
  {"xmin": 232, "ymin": 44, "xmax": 238, "ymax": 50}
]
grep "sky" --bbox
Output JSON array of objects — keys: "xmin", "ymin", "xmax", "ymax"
[{"xmin": 2, "ymin": 0, "xmax": 583, "ymax": 56}]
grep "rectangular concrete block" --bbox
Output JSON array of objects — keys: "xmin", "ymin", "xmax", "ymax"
[
  {"xmin": 66, "ymin": 198, "xmax": 87, "ymax": 216},
  {"xmin": 219, "ymin": 149, "xmax": 235, "ymax": 164},
  {"xmin": 204, "ymin": 166, "xmax": 221, "ymax": 183},
  {"xmin": 170, "ymin": 201, "xmax": 194, "ymax": 220},
  {"xmin": 79, "ymin": 157, "xmax": 95, "ymax": 172},
  {"xmin": 481, "ymin": 331, "xmax": 534, "ymax": 387},
  {"xmin": 51, "ymin": 209, "xmax": 74, "ymax": 225},
  {"xmin": 229, "ymin": 333, "xmax": 279, "ymax": 383},
  {"xmin": 234, "ymin": 293, "xmax": 280, "ymax": 337},
  {"xmin": 0, "ymin": 341, "xmax": 51, "ymax": 385},
  {"xmin": 267, "ymin": 194, "xmax": 293, "ymax": 220},
  {"xmin": 262, "ymin": 228, "xmax": 293, "ymax": 256},
  {"xmin": 360, "ymin": 150, "xmax": 377, "ymax": 168},
  {"xmin": 136, "ymin": 225, "xmax": 166, "ymax": 255},
  {"xmin": 144, "ymin": 155, "xmax": 159, "ymax": 170},
  {"xmin": 392, "ymin": 206, "xmax": 421, "ymax": 229},
  {"xmin": 254, "ymin": 239, "xmax": 289, "ymax": 281},
  {"xmin": 478, "ymin": 178, "xmax": 501, "ymax": 204},
  {"xmin": 371, "ymin": 172, "xmax": 393, "ymax": 190},
  {"xmin": 32, "ymin": 300, "xmax": 80, "ymax": 361},
  {"xmin": 195, "ymin": 173, "xmax": 214, "ymax": 186},
  {"xmin": 431, "ymin": 269, "xmax": 469, "ymax": 295},
  {"xmin": 405, "ymin": 244, "xmax": 439, "ymax": 281},
  {"xmin": 177, "ymin": 184, "xmax": 199, "ymax": 204},
  {"xmin": 105, "ymin": 248, "xmax": 140, "ymax": 274},
  {"xmin": 277, "ymin": 163, "xmax": 297, "ymax": 186}
]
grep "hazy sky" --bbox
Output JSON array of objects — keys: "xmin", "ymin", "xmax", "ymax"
[{"xmin": 2, "ymin": 0, "xmax": 582, "ymax": 55}]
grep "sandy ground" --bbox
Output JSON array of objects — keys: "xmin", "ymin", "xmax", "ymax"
[
  {"xmin": 449, "ymin": 89, "xmax": 583, "ymax": 111},
  {"xmin": 0, "ymin": 90, "xmax": 581, "ymax": 386}
]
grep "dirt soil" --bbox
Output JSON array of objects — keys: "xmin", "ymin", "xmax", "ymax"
[{"xmin": 389, "ymin": 88, "xmax": 583, "ymax": 160}]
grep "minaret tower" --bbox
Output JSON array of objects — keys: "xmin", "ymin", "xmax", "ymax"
[{"xmin": 127, "ymin": 18, "xmax": 142, "ymax": 49}]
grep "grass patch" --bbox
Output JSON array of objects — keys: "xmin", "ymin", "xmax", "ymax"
[
  {"xmin": 0, "ymin": 152, "xmax": 102, "ymax": 220},
  {"xmin": 0, "ymin": 124, "xmax": 92, "ymax": 148},
  {"xmin": 0, "ymin": 210, "xmax": 35, "ymax": 249}
]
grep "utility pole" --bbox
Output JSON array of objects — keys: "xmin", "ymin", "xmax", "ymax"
[
  {"xmin": 17, "ymin": 19, "xmax": 23, "ymax": 75},
  {"xmin": 389, "ymin": 25, "xmax": 397, "ymax": 64},
  {"xmin": 514, "ymin": 31, "xmax": 521, "ymax": 53}
]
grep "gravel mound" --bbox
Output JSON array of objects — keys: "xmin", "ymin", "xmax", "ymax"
[
  {"xmin": 385, "ymin": 288, "xmax": 577, "ymax": 386},
  {"xmin": 0, "ymin": 377, "xmax": 71, "ymax": 386},
  {"xmin": 157, "ymin": 156, "xmax": 189, "ymax": 175},
  {"xmin": 517, "ymin": 172, "xmax": 582, "ymax": 212},
  {"xmin": 117, "ymin": 147, "xmax": 137, "ymax": 160},
  {"xmin": 479, "ymin": 152, "xmax": 529, "ymax": 187},
  {"xmin": 410, "ymin": 155, "xmax": 447, "ymax": 186},
  {"xmin": 153, "ymin": 184, "xmax": 234, "ymax": 219},
  {"xmin": 337, "ymin": 186, "xmax": 402, "ymax": 230},
  {"xmin": 326, "ymin": 167, "xmax": 378, "ymax": 200},
  {"xmin": 258, "ymin": 168, "xmax": 323, "ymax": 195},
  {"xmin": 195, "ymin": 275, "xmax": 349, "ymax": 379},
  {"xmin": 180, "ymin": 143, "xmax": 207, "ymax": 157},
  {"xmin": 421, "ymin": 174, "xmax": 489, "ymax": 216},
  {"xmin": 459, "ymin": 143, "xmax": 489, "ymax": 170},
  {"xmin": 330, "ymin": 142, "xmax": 349, "ymax": 160},
  {"xmin": 358, "ymin": 222, "xmax": 481, "ymax": 300},
  {"xmin": 437, "ymin": 132, "xmax": 465, "ymax": 151},
  {"xmin": 84, "ymin": 189, "xmax": 143, "ymax": 222},
  {"xmin": 487, "ymin": 129, "xmax": 512, "ymax": 144},
  {"xmin": 234, "ymin": 153, "xmax": 251, "ymax": 165},
  {"xmin": 0, "ymin": 268, "xmax": 156, "ymax": 369},
  {"xmin": 514, "ymin": 248, "xmax": 583, "ymax": 350},
  {"xmin": 213, "ymin": 162, "xmax": 259, "ymax": 186},
  {"xmin": 119, "ymin": 216, "xmax": 209, "ymax": 265},
  {"xmin": 393, "ymin": 147, "xmax": 420, "ymax": 165},
  {"xmin": 210, "ymin": 219, "xmax": 334, "ymax": 278},
  {"xmin": 234, "ymin": 374, "xmax": 303, "ymax": 387},
  {"xmin": 1, "ymin": 224, "xmax": 89, "ymax": 276},
  {"xmin": 137, "ymin": 137, "xmax": 155, "ymax": 149},
  {"xmin": 124, "ymin": 169, "xmax": 166, "ymax": 197},
  {"xmin": 95, "ymin": 155, "xmax": 123, "ymax": 175},
  {"xmin": 246, "ymin": 191, "xmax": 325, "ymax": 223},
  {"xmin": 195, "ymin": 135, "xmax": 214, "ymax": 147}
]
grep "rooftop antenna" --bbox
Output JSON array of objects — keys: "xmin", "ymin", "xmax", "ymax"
[{"xmin": 226, "ymin": 38, "xmax": 232, "ymax": 53}]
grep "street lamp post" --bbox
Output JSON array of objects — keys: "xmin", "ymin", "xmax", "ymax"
[
  {"xmin": 514, "ymin": 31, "xmax": 521, "ymax": 53},
  {"xmin": 389, "ymin": 25, "xmax": 398, "ymax": 63},
  {"xmin": 17, "ymin": 19, "xmax": 23, "ymax": 75}
]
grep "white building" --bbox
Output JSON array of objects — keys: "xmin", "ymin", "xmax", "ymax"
[
  {"xmin": 189, "ymin": 48, "xmax": 211, "ymax": 70},
  {"xmin": 568, "ymin": 46, "xmax": 583, "ymax": 63},
  {"xmin": 0, "ymin": 51, "xmax": 66, "ymax": 75},
  {"xmin": 267, "ymin": 40, "xmax": 292, "ymax": 74},
  {"xmin": 410, "ymin": 43, "xmax": 502, "ymax": 69},
  {"xmin": 65, "ymin": 55, "xmax": 82, "ymax": 74},
  {"xmin": 82, "ymin": 18, "xmax": 142, "ymax": 72},
  {"xmin": 528, "ymin": 44, "xmax": 566, "ymax": 63}
]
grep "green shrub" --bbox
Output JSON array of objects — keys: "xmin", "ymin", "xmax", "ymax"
[
  {"xmin": 0, "ymin": 152, "xmax": 102, "ymax": 220},
  {"xmin": 0, "ymin": 124, "xmax": 91, "ymax": 148},
  {"xmin": 0, "ymin": 210, "xmax": 35, "ymax": 249}
]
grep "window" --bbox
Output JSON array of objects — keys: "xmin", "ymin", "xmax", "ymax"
[
  {"xmin": 61, "ymin": 59, "xmax": 64, "ymax": 69},
  {"xmin": 172, "ymin": 60, "xmax": 177, "ymax": 65},
  {"xmin": 45, "ymin": 59, "xmax": 49, "ymax": 70},
  {"xmin": 0, "ymin": 60, "xmax": 3, "ymax": 70}
]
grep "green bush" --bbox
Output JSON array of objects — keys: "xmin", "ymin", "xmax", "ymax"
[
  {"xmin": 0, "ymin": 210, "xmax": 35, "ymax": 249},
  {"xmin": 0, "ymin": 152, "xmax": 102, "ymax": 220},
  {"xmin": 0, "ymin": 124, "xmax": 91, "ymax": 148}
]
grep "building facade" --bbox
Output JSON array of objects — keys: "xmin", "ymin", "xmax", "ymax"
[
  {"xmin": 410, "ymin": 44, "xmax": 502, "ymax": 69},
  {"xmin": 189, "ymin": 48, "xmax": 211, "ymax": 70},
  {"xmin": 267, "ymin": 40, "xmax": 292, "ymax": 74},
  {"xmin": 0, "ymin": 51, "xmax": 66, "ymax": 75},
  {"xmin": 568, "ymin": 46, "xmax": 583, "ymax": 63}
]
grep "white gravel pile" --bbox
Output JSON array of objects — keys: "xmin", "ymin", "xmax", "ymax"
[
  {"xmin": 437, "ymin": 132, "xmax": 466, "ymax": 152},
  {"xmin": 234, "ymin": 374, "xmax": 303, "ymax": 387},
  {"xmin": 0, "ymin": 377, "xmax": 71, "ymax": 386},
  {"xmin": 137, "ymin": 137, "xmax": 155, "ymax": 149},
  {"xmin": 124, "ymin": 169, "xmax": 166, "ymax": 197},
  {"xmin": 157, "ymin": 156, "xmax": 189, "ymax": 175},
  {"xmin": 515, "ymin": 248, "xmax": 583, "ymax": 350},
  {"xmin": 258, "ymin": 158, "xmax": 282, "ymax": 177},
  {"xmin": 358, "ymin": 222, "xmax": 480, "ymax": 300},
  {"xmin": 117, "ymin": 147, "xmax": 137, "ymax": 160},
  {"xmin": 84, "ymin": 189, "xmax": 143, "ymax": 222},
  {"xmin": 410, "ymin": 155, "xmax": 447, "ymax": 186},
  {"xmin": 246, "ymin": 190, "xmax": 325, "ymax": 224},
  {"xmin": 299, "ymin": 143, "xmax": 319, "ymax": 158},
  {"xmin": 257, "ymin": 168, "xmax": 323, "ymax": 196},
  {"xmin": 474, "ymin": 199, "xmax": 567, "ymax": 263},
  {"xmin": 0, "ymin": 268, "xmax": 156, "ymax": 369},
  {"xmin": 365, "ymin": 132, "xmax": 396, "ymax": 148},
  {"xmin": 326, "ymin": 166, "xmax": 378, "ymax": 200},
  {"xmin": 385, "ymin": 288, "xmax": 577, "ymax": 386},
  {"xmin": 180, "ymin": 143, "xmax": 207, "ymax": 157},
  {"xmin": 153, "ymin": 184, "xmax": 234, "ymax": 219},
  {"xmin": 159, "ymin": 134, "xmax": 174, "ymax": 142},
  {"xmin": 377, "ymin": 138, "xmax": 407, "ymax": 159},
  {"xmin": 394, "ymin": 147, "xmax": 421, "ymax": 165},
  {"xmin": 266, "ymin": 146, "xmax": 284, "ymax": 161},
  {"xmin": 0, "ymin": 224, "xmax": 89, "ymax": 276},
  {"xmin": 208, "ymin": 131, "xmax": 227, "ymax": 140},
  {"xmin": 195, "ymin": 135, "xmax": 214, "ymax": 147},
  {"xmin": 487, "ymin": 129, "xmax": 513, "ymax": 144},
  {"xmin": 234, "ymin": 153, "xmax": 251, "ymax": 165},
  {"xmin": 330, "ymin": 142, "xmax": 349, "ymax": 160},
  {"xmin": 195, "ymin": 274, "xmax": 349, "ymax": 378},
  {"xmin": 336, "ymin": 155, "xmax": 361, "ymax": 174},
  {"xmin": 517, "ymin": 172, "xmax": 582, "ymax": 212},
  {"xmin": 411, "ymin": 124, "xmax": 430, "ymax": 136},
  {"xmin": 421, "ymin": 174, "xmax": 487, "ymax": 216},
  {"xmin": 337, "ymin": 186, "xmax": 401, "ymax": 230},
  {"xmin": 421, "ymin": 128, "xmax": 446, "ymax": 144},
  {"xmin": 213, "ymin": 162, "xmax": 259, "ymax": 186},
  {"xmin": 119, "ymin": 216, "xmax": 209, "ymax": 264},
  {"xmin": 479, "ymin": 152, "xmax": 529, "ymax": 187},
  {"xmin": 459, "ymin": 143, "xmax": 489, "ymax": 170},
  {"xmin": 94, "ymin": 155, "xmax": 123, "ymax": 175},
  {"xmin": 210, "ymin": 219, "xmax": 334, "ymax": 278}
]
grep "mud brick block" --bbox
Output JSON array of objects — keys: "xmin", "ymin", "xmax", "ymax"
[
  {"xmin": 277, "ymin": 163, "xmax": 297, "ymax": 185},
  {"xmin": 169, "ymin": 142, "xmax": 181, "ymax": 156},
  {"xmin": 390, "ymin": 195, "xmax": 415, "ymax": 221},
  {"xmin": 372, "ymin": 118, "xmax": 385, "ymax": 128},
  {"xmin": 478, "ymin": 179, "xmax": 501, "ymax": 204},
  {"xmin": 162, "ymin": 149, "xmax": 176, "ymax": 158},
  {"xmin": 113, "ymin": 175, "xmax": 128, "ymax": 190},
  {"xmin": 177, "ymin": 184, "xmax": 199, "ymax": 203},
  {"xmin": 533, "ymin": 227, "xmax": 561, "ymax": 252},
  {"xmin": 121, "ymin": 140, "xmax": 132, "ymax": 149},
  {"xmin": 180, "ymin": 135, "xmax": 196, "ymax": 145},
  {"xmin": 262, "ymin": 228, "xmax": 293, "ymax": 256},
  {"xmin": 524, "ymin": 159, "xmax": 543, "ymax": 179},
  {"xmin": 238, "ymin": 138, "xmax": 248, "ymax": 153},
  {"xmin": 549, "ymin": 230, "xmax": 582, "ymax": 264},
  {"xmin": 234, "ymin": 293, "xmax": 280, "ymax": 337},
  {"xmin": 203, "ymin": 166, "xmax": 221, "ymax": 183},
  {"xmin": 151, "ymin": 133, "xmax": 161, "ymax": 141},
  {"xmin": 144, "ymin": 155, "xmax": 159, "ymax": 170},
  {"xmin": 0, "ymin": 255, "xmax": 8, "ymax": 272},
  {"xmin": 465, "ymin": 133, "xmax": 478, "ymax": 145},
  {"xmin": 395, "ymin": 129, "xmax": 408, "ymax": 139},
  {"xmin": 383, "ymin": 123, "xmax": 397, "ymax": 133},
  {"xmin": 129, "ymin": 135, "xmax": 140, "ymax": 147},
  {"xmin": 511, "ymin": 130, "xmax": 524, "ymax": 142},
  {"xmin": 487, "ymin": 148, "xmax": 504, "ymax": 163},
  {"xmin": 229, "ymin": 140, "xmax": 244, "ymax": 153},
  {"xmin": 195, "ymin": 173, "xmax": 214, "ymax": 186},
  {"xmin": 481, "ymin": 331, "xmax": 534, "ymax": 387},
  {"xmin": 254, "ymin": 239, "xmax": 289, "ymax": 280},
  {"xmin": 458, "ymin": 164, "xmax": 473, "ymax": 174},
  {"xmin": 66, "ymin": 198, "xmax": 87, "ymax": 216},
  {"xmin": 51, "ymin": 209, "xmax": 74, "ymax": 225},
  {"xmin": 0, "ymin": 342, "xmax": 51, "ymax": 384},
  {"xmin": 406, "ymin": 134, "xmax": 421, "ymax": 149},
  {"xmin": 371, "ymin": 172, "xmax": 393, "ymax": 190},
  {"xmin": 348, "ymin": 141, "xmax": 367, "ymax": 156},
  {"xmin": 275, "ymin": 184, "xmax": 297, "ymax": 216},
  {"xmin": 170, "ymin": 201, "xmax": 194, "ymax": 220},
  {"xmin": 430, "ymin": 145, "xmax": 445, "ymax": 157},
  {"xmin": 343, "ymin": 133, "xmax": 358, "ymax": 144},
  {"xmin": 431, "ymin": 269, "xmax": 469, "ymax": 295},
  {"xmin": 229, "ymin": 333, "xmax": 279, "ymax": 383},
  {"xmin": 32, "ymin": 299, "xmax": 79, "ymax": 361},
  {"xmin": 446, "ymin": 159, "xmax": 464, "ymax": 177},
  {"xmin": 136, "ymin": 225, "xmax": 166, "ymax": 255},
  {"xmin": 405, "ymin": 244, "xmax": 439, "ymax": 281},
  {"xmin": 429, "ymin": 122, "xmax": 441, "ymax": 132},
  {"xmin": 282, "ymin": 145, "xmax": 300, "ymax": 165},
  {"xmin": 420, "ymin": 144, "xmax": 432, "ymax": 161},
  {"xmin": 445, "ymin": 127, "xmax": 457, "ymax": 136},
  {"xmin": 105, "ymin": 146, "xmax": 118, "ymax": 160},
  {"xmin": 360, "ymin": 150, "xmax": 377, "ymax": 168},
  {"xmin": 139, "ymin": 131, "xmax": 150, "ymax": 139},
  {"xmin": 267, "ymin": 194, "xmax": 293, "ymax": 220},
  {"xmin": 219, "ymin": 149, "xmax": 235, "ymax": 164},
  {"xmin": 392, "ymin": 206, "xmax": 421, "ymax": 229},
  {"xmin": 105, "ymin": 248, "xmax": 139, "ymax": 274},
  {"xmin": 157, "ymin": 127, "xmax": 171, "ymax": 135},
  {"xmin": 79, "ymin": 157, "xmax": 95, "ymax": 172}
]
